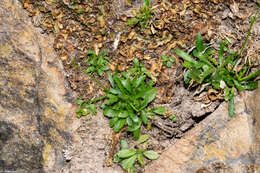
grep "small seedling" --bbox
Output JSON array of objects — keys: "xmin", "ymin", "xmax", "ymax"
[
  {"xmin": 102, "ymin": 58, "xmax": 166, "ymax": 140},
  {"xmin": 114, "ymin": 136, "xmax": 159, "ymax": 173},
  {"xmin": 161, "ymin": 55, "xmax": 175, "ymax": 68},
  {"xmin": 75, "ymin": 99, "xmax": 97, "ymax": 118},
  {"xmin": 174, "ymin": 33, "xmax": 260, "ymax": 117},
  {"xmin": 127, "ymin": 0, "xmax": 152, "ymax": 30},
  {"xmin": 169, "ymin": 115, "xmax": 176, "ymax": 122},
  {"xmin": 85, "ymin": 50, "xmax": 110, "ymax": 76}
]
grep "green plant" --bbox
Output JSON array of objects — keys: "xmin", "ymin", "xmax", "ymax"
[
  {"xmin": 102, "ymin": 58, "xmax": 166, "ymax": 139},
  {"xmin": 127, "ymin": 0, "xmax": 152, "ymax": 30},
  {"xmin": 75, "ymin": 99, "xmax": 97, "ymax": 119},
  {"xmin": 85, "ymin": 50, "xmax": 110, "ymax": 76},
  {"xmin": 161, "ymin": 55, "xmax": 175, "ymax": 68},
  {"xmin": 174, "ymin": 33, "xmax": 260, "ymax": 117},
  {"xmin": 169, "ymin": 115, "xmax": 176, "ymax": 122},
  {"xmin": 114, "ymin": 136, "xmax": 159, "ymax": 173}
]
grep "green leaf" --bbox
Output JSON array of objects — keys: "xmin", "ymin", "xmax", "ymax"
[
  {"xmin": 76, "ymin": 99, "xmax": 84, "ymax": 105},
  {"xmin": 141, "ymin": 88, "xmax": 156, "ymax": 106},
  {"xmin": 114, "ymin": 75, "xmax": 128, "ymax": 94},
  {"xmin": 218, "ymin": 41, "xmax": 225, "ymax": 66},
  {"xmin": 240, "ymin": 69, "xmax": 260, "ymax": 81},
  {"xmin": 151, "ymin": 107, "xmax": 166, "ymax": 115},
  {"xmin": 144, "ymin": 0, "xmax": 150, "ymax": 6},
  {"xmin": 127, "ymin": 118, "xmax": 142, "ymax": 132},
  {"xmin": 122, "ymin": 154, "xmax": 137, "ymax": 170},
  {"xmin": 195, "ymin": 33, "xmax": 205, "ymax": 52},
  {"xmin": 114, "ymin": 119, "xmax": 126, "ymax": 132},
  {"xmin": 169, "ymin": 115, "xmax": 176, "ymax": 122},
  {"xmin": 170, "ymin": 57, "xmax": 175, "ymax": 62},
  {"xmin": 113, "ymin": 153, "xmax": 120, "ymax": 163},
  {"xmin": 137, "ymin": 153, "xmax": 145, "ymax": 166},
  {"xmin": 184, "ymin": 70, "xmax": 191, "ymax": 84},
  {"xmin": 138, "ymin": 134, "xmax": 149, "ymax": 144},
  {"xmin": 166, "ymin": 61, "xmax": 172, "ymax": 68},
  {"xmin": 108, "ymin": 72, "xmax": 115, "ymax": 88},
  {"xmin": 104, "ymin": 108, "xmax": 116, "ymax": 118},
  {"xmin": 121, "ymin": 139, "xmax": 128, "ymax": 149},
  {"xmin": 117, "ymin": 149, "xmax": 136, "ymax": 158},
  {"xmin": 133, "ymin": 75, "xmax": 146, "ymax": 88},
  {"xmin": 233, "ymin": 79, "xmax": 244, "ymax": 91},
  {"xmin": 127, "ymin": 18, "xmax": 139, "ymax": 26},
  {"xmin": 141, "ymin": 110, "xmax": 148, "ymax": 125},
  {"xmin": 122, "ymin": 78, "xmax": 132, "ymax": 92},
  {"xmin": 143, "ymin": 150, "xmax": 159, "ymax": 160},
  {"xmin": 228, "ymin": 87, "xmax": 235, "ymax": 117},
  {"xmin": 243, "ymin": 81, "xmax": 258, "ymax": 90},
  {"xmin": 118, "ymin": 111, "xmax": 129, "ymax": 118},
  {"xmin": 133, "ymin": 128, "xmax": 140, "ymax": 140},
  {"xmin": 174, "ymin": 49, "xmax": 196, "ymax": 63},
  {"xmin": 109, "ymin": 117, "xmax": 118, "ymax": 127}
]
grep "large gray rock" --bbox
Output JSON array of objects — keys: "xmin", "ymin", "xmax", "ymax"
[
  {"xmin": 0, "ymin": 0, "xmax": 79, "ymax": 172},
  {"xmin": 145, "ymin": 87, "xmax": 260, "ymax": 173}
]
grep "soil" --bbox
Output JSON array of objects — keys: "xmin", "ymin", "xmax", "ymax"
[{"xmin": 20, "ymin": 0, "xmax": 260, "ymax": 172}]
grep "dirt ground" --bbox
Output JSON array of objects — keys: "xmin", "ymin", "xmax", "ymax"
[{"xmin": 21, "ymin": 0, "xmax": 260, "ymax": 172}]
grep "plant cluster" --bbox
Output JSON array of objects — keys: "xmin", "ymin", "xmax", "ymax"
[
  {"xmin": 127, "ymin": 0, "xmax": 152, "ymax": 30},
  {"xmin": 174, "ymin": 33, "xmax": 260, "ymax": 117},
  {"xmin": 85, "ymin": 50, "xmax": 110, "ymax": 76},
  {"xmin": 102, "ymin": 58, "xmax": 166, "ymax": 139},
  {"xmin": 114, "ymin": 136, "xmax": 159, "ymax": 173},
  {"xmin": 161, "ymin": 55, "xmax": 175, "ymax": 68}
]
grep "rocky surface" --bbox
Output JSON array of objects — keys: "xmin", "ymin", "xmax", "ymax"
[
  {"xmin": 145, "ymin": 85, "xmax": 260, "ymax": 173},
  {"xmin": 0, "ymin": 0, "xmax": 79, "ymax": 172}
]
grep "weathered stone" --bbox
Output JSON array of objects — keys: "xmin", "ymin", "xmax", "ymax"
[
  {"xmin": 145, "ymin": 86, "xmax": 260, "ymax": 173},
  {"xmin": 0, "ymin": 0, "xmax": 79, "ymax": 172}
]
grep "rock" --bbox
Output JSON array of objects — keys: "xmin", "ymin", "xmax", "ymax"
[
  {"xmin": 145, "ymin": 85, "xmax": 260, "ymax": 173},
  {"xmin": 0, "ymin": 0, "xmax": 79, "ymax": 172}
]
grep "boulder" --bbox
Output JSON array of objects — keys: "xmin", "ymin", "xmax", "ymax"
[
  {"xmin": 0, "ymin": 0, "xmax": 79, "ymax": 172},
  {"xmin": 145, "ymin": 86, "xmax": 260, "ymax": 173}
]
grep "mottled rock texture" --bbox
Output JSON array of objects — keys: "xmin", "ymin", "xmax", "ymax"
[
  {"xmin": 0, "ymin": 0, "xmax": 78, "ymax": 172},
  {"xmin": 145, "ymin": 87, "xmax": 260, "ymax": 173}
]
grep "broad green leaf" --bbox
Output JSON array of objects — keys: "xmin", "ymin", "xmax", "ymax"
[
  {"xmin": 126, "ymin": 117, "xmax": 133, "ymax": 126},
  {"xmin": 127, "ymin": 18, "xmax": 139, "ymax": 26},
  {"xmin": 174, "ymin": 49, "xmax": 196, "ymax": 63},
  {"xmin": 170, "ymin": 57, "xmax": 175, "ymax": 62},
  {"xmin": 87, "ymin": 50, "xmax": 96, "ymax": 55},
  {"xmin": 117, "ymin": 149, "xmax": 136, "ymax": 158},
  {"xmin": 114, "ymin": 75, "xmax": 128, "ymax": 94},
  {"xmin": 109, "ymin": 117, "xmax": 118, "ymax": 127},
  {"xmin": 103, "ymin": 108, "xmax": 116, "ymax": 118},
  {"xmin": 133, "ymin": 128, "xmax": 140, "ymax": 140},
  {"xmin": 233, "ymin": 79, "xmax": 244, "ymax": 91},
  {"xmin": 121, "ymin": 78, "xmax": 132, "ymax": 92},
  {"xmin": 76, "ymin": 99, "xmax": 84, "ymax": 105},
  {"xmin": 121, "ymin": 139, "xmax": 128, "ymax": 149},
  {"xmin": 141, "ymin": 110, "xmax": 148, "ymax": 125},
  {"xmin": 183, "ymin": 61, "xmax": 193, "ymax": 69},
  {"xmin": 141, "ymin": 88, "xmax": 156, "ymax": 106},
  {"xmin": 143, "ymin": 150, "xmax": 159, "ymax": 160},
  {"xmin": 85, "ymin": 66, "xmax": 95, "ymax": 73},
  {"xmin": 118, "ymin": 111, "xmax": 129, "ymax": 118},
  {"xmin": 114, "ymin": 119, "xmax": 126, "ymax": 132},
  {"xmin": 122, "ymin": 154, "xmax": 137, "ymax": 170},
  {"xmin": 166, "ymin": 61, "xmax": 172, "ymax": 68},
  {"xmin": 151, "ymin": 107, "xmax": 166, "ymax": 115},
  {"xmin": 108, "ymin": 72, "xmax": 115, "ymax": 88},
  {"xmin": 138, "ymin": 134, "xmax": 149, "ymax": 144},
  {"xmin": 133, "ymin": 75, "xmax": 146, "ymax": 88},
  {"xmin": 127, "ymin": 119, "xmax": 142, "ymax": 132},
  {"xmin": 137, "ymin": 153, "xmax": 145, "ymax": 166},
  {"xmin": 243, "ymin": 81, "xmax": 258, "ymax": 90},
  {"xmin": 195, "ymin": 33, "xmax": 205, "ymax": 52},
  {"xmin": 113, "ymin": 154, "xmax": 120, "ymax": 163},
  {"xmin": 184, "ymin": 70, "xmax": 191, "ymax": 84},
  {"xmin": 144, "ymin": 0, "xmax": 150, "ymax": 6},
  {"xmin": 130, "ymin": 113, "xmax": 139, "ymax": 123}
]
